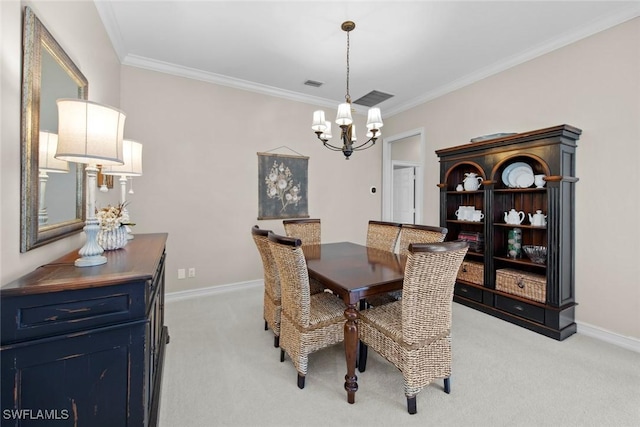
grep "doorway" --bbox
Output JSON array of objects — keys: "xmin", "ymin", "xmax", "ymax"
[
  {"xmin": 382, "ymin": 129, "xmax": 425, "ymax": 224},
  {"xmin": 392, "ymin": 162, "xmax": 418, "ymax": 223}
]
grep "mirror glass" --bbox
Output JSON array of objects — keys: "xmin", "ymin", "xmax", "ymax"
[{"xmin": 21, "ymin": 6, "xmax": 88, "ymax": 252}]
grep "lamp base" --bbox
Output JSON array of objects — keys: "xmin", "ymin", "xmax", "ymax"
[
  {"xmin": 75, "ymin": 218, "xmax": 107, "ymax": 268},
  {"xmin": 74, "ymin": 255, "xmax": 107, "ymax": 267}
]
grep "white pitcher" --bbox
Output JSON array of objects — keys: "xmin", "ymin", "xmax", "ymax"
[{"xmin": 463, "ymin": 172, "xmax": 483, "ymax": 191}]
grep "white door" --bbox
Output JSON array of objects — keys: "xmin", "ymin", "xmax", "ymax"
[{"xmin": 393, "ymin": 166, "xmax": 416, "ymax": 224}]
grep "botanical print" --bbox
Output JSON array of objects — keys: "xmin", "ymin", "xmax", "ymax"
[
  {"xmin": 265, "ymin": 161, "xmax": 301, "ymax": 212},
  {"xmin": 257, "ymin": 153, "xmax": 309, "ymax": 220}
]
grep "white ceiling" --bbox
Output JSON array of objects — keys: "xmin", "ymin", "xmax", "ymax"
[{"xmin": 95, "ymin": 1, "xmax": 640, "ymax": 117}]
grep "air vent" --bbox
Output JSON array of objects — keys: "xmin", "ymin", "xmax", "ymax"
[
  {"xmin": 353, "ymin": 90, "xmax": 394, "ymax": 107},
  {"xmin": 304, "ymin": 80, "xmax": 324, "ymax": 88}
]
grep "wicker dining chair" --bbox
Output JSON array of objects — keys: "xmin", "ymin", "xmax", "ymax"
[
  {"xmin": 251, "ymin": 226, "xmax": 284, "ymax": 348},
  {"xmin": 397, "ymin": 224, "xmax": 448, "ymax": 255},
  {"xmin": 251, "ymin": 225, "xmax": 324, "ymax": 348},
  {"xmin": 366, "ymin": 220, "xmax": 402, "ymax": 252},
  {"xmin": 267, "ymin": 232, "xmax": 346, "ymax": 389},
  {"xmin": 366, "ymin": 224, "xmax": 449, "ymax": 306},
  {"xmin": 283, "ymin": 218, "xmax": 321, "ymax": 246},
  {"xmin": 358, "ymin": 240, "xmax": 469, "ymax": 414}
]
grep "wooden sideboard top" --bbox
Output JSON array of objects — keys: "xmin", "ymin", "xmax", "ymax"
[{"xmin": 1, "ymin": 233, "xmax": 168, "ymax": 297}]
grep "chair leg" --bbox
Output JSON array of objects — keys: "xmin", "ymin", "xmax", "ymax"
[
  {"xmin": 264, "ymin": 320, "xmax": 268, "ymax": 331},
  {"xmin": 358, "ymin": 341, "xmax": 368, "ymax": 372},
  {"xmin": 297, "ymin": 374, "xmax": 305, "ymax": 389},
  {"xmin": 407, "ymin": 395, "xmax": 417, "ymax": 415},
  {"xmin": 444, "ymin": 377, "xmax": 451, "ymax": 394},
  {"xmin": 280, "ymin": 349, "xmax": 285, "ymax": 362},
  {"xmin": 273, "ymin": 335, "xmax": 279, "ymax": 348}
]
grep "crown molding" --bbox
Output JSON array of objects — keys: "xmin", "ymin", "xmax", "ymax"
[
  {"xmin": 122, "ymin": 54, "xmax": 366, "ymax": 112},
  {"xmin": 384, "ymin": 4, "xmax": 640, "ymax": 117},
  {"xmin": 95, "ymin": 1, "xmax": 639, "ymax": 118}
]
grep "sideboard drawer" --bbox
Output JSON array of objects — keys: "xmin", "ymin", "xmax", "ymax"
[
  {"xmin": 1, "ymin": 281, "xmax": 146, "ymax": 345},
  {"xmin": 495, "ymin": 295, "xmax": 545, "ymax": 324}
]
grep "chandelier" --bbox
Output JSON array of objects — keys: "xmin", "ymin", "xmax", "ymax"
[{"xmin": 311, "ymin": 21, "xmax": 383, "ymax": 159}]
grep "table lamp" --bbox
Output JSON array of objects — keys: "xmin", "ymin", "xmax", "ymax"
[
  {"xmin": 101, "ymin": 139, "xmax": 143, "ymax": 239},
  {"xmin": 55, "ymin": 99, "xmax": 125, "ymax": 267},
  {"xmin": 38, "ymin": 131, "xmax": 69, "ymax": 226}
]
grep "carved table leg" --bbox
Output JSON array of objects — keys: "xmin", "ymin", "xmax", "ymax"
[{"xmin": 343, "ymin": 303, "xmax": 358, "ymax": 403}]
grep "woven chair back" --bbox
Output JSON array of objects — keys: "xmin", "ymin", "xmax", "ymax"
[
  {"xmin": 267, "ymin": 233, "xmax": 311, "ymax": 328},
  {"xmin": 401, "ymin": 241, "xmax": 468, "ymax": 345},
  {"xmin": 283, "ymin": 219, "xmax": 321, "ymax": 246},
  {"xmin": 251, "ymin": 226, "xmax": 280, "ymax": 301},
  {"xmin": 366, "ymin": 220, "xmax": 402, "ymax": 252},
  {"xmin": 397, "ymin": 224, "xmax": 448, "ymax": 256}
]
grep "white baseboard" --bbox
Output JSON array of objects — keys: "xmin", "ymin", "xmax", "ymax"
[
  {"xmin": 577, "ymin": 321, "xmax": 640, "ymax": 353},
  {"xmin": 165, "ymin": 279, "xmax": 262, "ymax": 303},
  {"xmin": 167, "ymin": 281, "xmax": 640, "ymax": 353}
]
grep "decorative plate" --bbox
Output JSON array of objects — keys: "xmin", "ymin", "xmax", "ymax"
[{"xmin": 502, "ymin": 162, "xmax": 531, "ymax": 187}]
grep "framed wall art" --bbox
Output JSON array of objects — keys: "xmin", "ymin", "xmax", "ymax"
[{"xmin": 257, "ymin": 152, "xmax": 309, "ymax": 220}]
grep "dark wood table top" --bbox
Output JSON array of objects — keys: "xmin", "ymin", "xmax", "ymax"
[
  {"xmin": 1, "ymin": 233, "xmax": 168, "ymax": 296},
  {"xmin": 304, "ymin": 242, "xmax": 406, "ymax": 304}
]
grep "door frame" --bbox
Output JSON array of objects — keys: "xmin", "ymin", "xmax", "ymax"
[{"xmin": 382, "ymin": 128, "xmax": 425, "ymax": 224}]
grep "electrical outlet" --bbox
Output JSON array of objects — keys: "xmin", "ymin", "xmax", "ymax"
[
  {"xmin": 178, "ymin": 269, "xmax": 186, "ymax": 279},
  {"xmin": 188, "ymin": 267, "xmax": 196, "ymax": 278}
]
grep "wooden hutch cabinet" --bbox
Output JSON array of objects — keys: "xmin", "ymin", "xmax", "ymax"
[
  {"xmin": 1, "ymin": 233, "xmax": 169, "ymax": 426},
  {"xmin": 436, "ymin": 125, "xmax": 580, "ymax": 340}
]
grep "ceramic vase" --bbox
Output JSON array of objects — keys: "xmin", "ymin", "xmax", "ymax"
[{"xmin": 97, "ymin": 226, "xmax": 128, "ymax": 250}]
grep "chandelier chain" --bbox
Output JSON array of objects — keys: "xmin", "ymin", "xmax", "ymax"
[{"xmin": 345, "ymin": 29, "xmax": 350, "ymax": 103}]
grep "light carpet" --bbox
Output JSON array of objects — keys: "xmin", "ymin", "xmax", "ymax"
[{"xmin": 159, "ymin": 285, "xmax": 640, "ymax": 426}]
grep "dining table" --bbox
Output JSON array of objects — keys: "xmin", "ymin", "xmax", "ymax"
[{"xmin": 302, "ymin": 241, "xmax": 406, "ymax": 404}]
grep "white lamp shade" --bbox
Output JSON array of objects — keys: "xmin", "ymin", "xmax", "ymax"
[
  {"xmin": 102, "ymin": 139, "xmax": 143, "ymax": 176},
  {"xmin": 335, "ymin": 103, "xmax": 353, "ymax": 126},
  {"xmin": 311, "ymin": 110, "xmax": 327, "ymax": 132},
  {"xmin": 39, "ymin": 131, "xmax": 69, "ymax": 173},
  {"xmin": 351, "ymin": 124, "xmax": 357, "ymax": 142},
  {"xmin": 320, "ymin": 121, "xmax": 332, "ymax": 140},
  {"xmin": 55, "ymin": 99, "xmax": 125, "ymax": 165},
  {"xmin": 366, "ymin": 107, "xmax": 383, "ymax": 130}
]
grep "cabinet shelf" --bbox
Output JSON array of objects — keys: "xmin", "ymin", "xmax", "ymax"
[
  {"xmin": 446, "ymin": 219, "xmax": 484, "ymax": 225},
  {"xmin": 446, "ymin": 190, "xmax": 484, "ymax": 195},
  {"xmin": 494, "ymin": 256, "xmax": 547, "ymax": 269},
  {"xmin": 494, "ymin": 223, "xmax": 546, "ymax": 230},
  {"xmin": 494, "ymin": 188, "xmax": 546, "ymax": 193},
  {"xmin": 437, "ymin": 124, "xmax": 580, "ymax": 340}
]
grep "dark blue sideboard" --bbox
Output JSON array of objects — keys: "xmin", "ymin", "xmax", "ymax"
[{"xmin": 1, "ymin": 233, "xmax": 169, "ymax": 427}]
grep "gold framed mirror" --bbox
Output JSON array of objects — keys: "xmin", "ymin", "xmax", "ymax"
[{"xmin": 20, "ymin": 6, "xmax": 88, "ymax": 252}]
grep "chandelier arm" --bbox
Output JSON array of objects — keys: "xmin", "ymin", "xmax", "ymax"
[
  {"xmin": 323, "ymin": 142, "xmax": 346, "ymax": 151},
  {"xmin": 351, "ymin": 137, "xmax": 377, "ymax": 151},
  {"xmin": 315, "ymin": 134, "xmax": 345, "ymax": 151}
]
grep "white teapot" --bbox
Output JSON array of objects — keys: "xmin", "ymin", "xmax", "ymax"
[
  {"xmin": 504, "ymin": 209, "xmax": 525, "ymax": 225},
  {"xmin": 528, "ymin": 210, "xmax": 547, "ymax": 227},
  {"xmin": 463, "ymin": 172, "xmax": 483, "ymax": 191}
]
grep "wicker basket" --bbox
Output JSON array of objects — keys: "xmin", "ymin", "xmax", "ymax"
[
  {"xmin": 457, "ymin": 261, "xmax": 484, "ymax": 285},
  {"xmin": 495, "ymin": 269, "xmax": 546, "ymax": 303}
]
